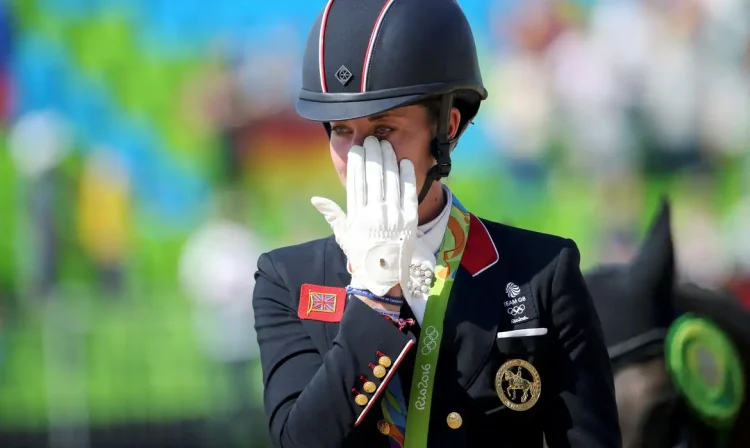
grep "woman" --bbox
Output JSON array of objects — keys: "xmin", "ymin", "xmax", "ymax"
[{"xmin": 252, "ymin": 0, "xmax": 620, "ymax": 447}]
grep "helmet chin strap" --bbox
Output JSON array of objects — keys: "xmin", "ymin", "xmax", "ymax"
[{"xmin": 417, "ymin": 94, "xmax": 454, "ymax": 204}]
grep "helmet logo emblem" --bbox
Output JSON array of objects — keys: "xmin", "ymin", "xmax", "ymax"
[{"xmin": 334, "ymin": 65, "xmax": 353, "ymax": 86}]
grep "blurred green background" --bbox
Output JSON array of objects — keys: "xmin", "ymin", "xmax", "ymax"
[{"xmin": 0, "ymin": 0, "xmax": 748, "ymax": 446}]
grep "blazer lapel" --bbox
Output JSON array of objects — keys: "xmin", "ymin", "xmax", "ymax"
[{"xmin": 443, "ymin": 215, "xmax": 506, "ymax": 390}]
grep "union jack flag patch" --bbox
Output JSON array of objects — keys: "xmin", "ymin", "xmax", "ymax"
[{"xmin": 298, "ymin": 284, "xmax": 346, "ymax": 322}]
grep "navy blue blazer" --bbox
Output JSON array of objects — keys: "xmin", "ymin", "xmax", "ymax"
[{"xmin": 253, "ymin": 215, "xmax": 620, "ymax": 447}]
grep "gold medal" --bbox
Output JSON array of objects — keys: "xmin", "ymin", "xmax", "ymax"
[{"xmin": 495, "ymin": 359, "xmax": 541, "ymax": 412}]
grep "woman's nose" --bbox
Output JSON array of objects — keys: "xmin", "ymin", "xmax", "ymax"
[{"xmin": 351, "ymin": 132, "xmax": 366, "ymax": 147}]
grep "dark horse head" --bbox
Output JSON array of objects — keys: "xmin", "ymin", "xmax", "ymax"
[{"xmin": 585, "ymin": 199, "xmax": 750, "ymax": 448}]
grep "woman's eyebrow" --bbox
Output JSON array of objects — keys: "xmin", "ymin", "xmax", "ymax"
[
  {"xmin": 367, "ymin": 113, "xmax": 390, "ymax": 122},
  {"xmin": 367, "ymin": 109, "xmax": 407, "ymax": 122}
]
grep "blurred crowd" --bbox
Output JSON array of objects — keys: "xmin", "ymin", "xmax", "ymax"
[
  {"xmin": 483, "ymin": 0, "xmax": 750, "ymax": 286},
  {"xmin": 0, "ymin": 0, "xmax": 748, "ymax": 446},
  {"xmin": 488, "ymin": 0, "xmax": 749, "ymax": 171}
]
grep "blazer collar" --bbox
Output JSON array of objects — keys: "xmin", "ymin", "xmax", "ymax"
[{"xmin": 460, "ymin": 214, "xmax": 500, "ymax": 277}]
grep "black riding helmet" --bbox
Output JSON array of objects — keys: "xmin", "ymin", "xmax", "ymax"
[{"xmin": 297, "ymin": 0, "xmax": 488, "ymax": 202}]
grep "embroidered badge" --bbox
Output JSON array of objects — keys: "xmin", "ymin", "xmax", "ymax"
[
  {"xmin": 502, "ymin": 282, "xmax": 539, "ymax": 325},
  {"xmin": 298, "ymin": 284, "xmax": 346, "ymax": 322},
  {"xmin": 505, "ymin": 282, "xmax": 521, "ymax": 298},
  {"xmin": 495, "ymin": 359, "xmax": 541, "ymax": 412}
]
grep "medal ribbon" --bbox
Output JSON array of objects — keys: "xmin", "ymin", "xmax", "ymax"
[{"xmin": 400, "ymin": 196, "xmax": 471, "ymax": 448}]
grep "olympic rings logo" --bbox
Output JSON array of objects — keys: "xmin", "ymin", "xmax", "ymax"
[
  {"xmin": 421, "ymin": 326, "xmax": 440, "ymax": 355},
  {"xmin": 507, "ymin": 305, "xmax": 526, "ymax": 316}
]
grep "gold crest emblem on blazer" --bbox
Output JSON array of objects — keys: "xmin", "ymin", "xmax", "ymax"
[{"xmin": 495, "ymin": 359, "xmax": 541, "ymax": 411}]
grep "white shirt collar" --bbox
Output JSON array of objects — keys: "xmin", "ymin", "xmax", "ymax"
[{"xmin": 417, "ymin": 184, "xmax": 452, "ymax": 257}]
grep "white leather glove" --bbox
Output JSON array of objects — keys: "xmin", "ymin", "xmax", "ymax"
[{"xmin": 311, "ymin": 136, "xmax": 419, "ymax": 297}]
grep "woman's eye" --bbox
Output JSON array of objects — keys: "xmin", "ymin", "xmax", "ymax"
[
  {"xmin": 375, "ymin": 126, "xmax": 393, "ymax": 136},
  {"xmin": 331, "ymin": 126, "xmax": 350, "ymax": 135}
]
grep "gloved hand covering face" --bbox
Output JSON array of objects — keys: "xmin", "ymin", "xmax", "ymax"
[{"xmin": 312, "ymin": 136, "xmax": 419, "ymax": 297}]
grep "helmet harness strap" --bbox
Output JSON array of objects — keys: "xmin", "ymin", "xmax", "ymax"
[{"xmin": 418, "ymin": 93, "xmax": 454, "ymax": 204}]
